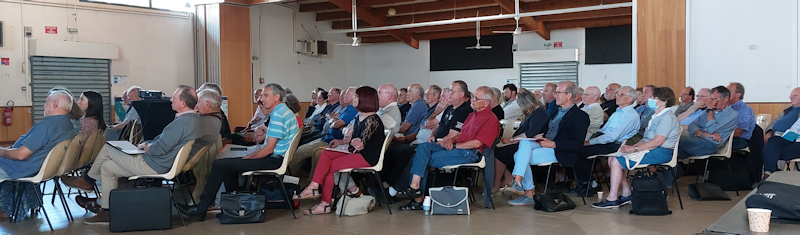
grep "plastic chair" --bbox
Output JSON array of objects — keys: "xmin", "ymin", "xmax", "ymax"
[
  {"xmin": 128, "ymin": 120, "xmax": 143, "ymax": 145},
  {"xmin": 91, "ymin": 128, "xmax": 108, "ymax": 163},
  {"xmin": 631, "ymin": 126, "xmax": 684, "ymax": 209},
  {"xmin": 581, "ymin": 139, "xmax": 629, "ymax": 205},
  {"xmin": 336, "ymin": 130, "xmax": 394, "ymax": 217},
  {"xmin": 77, "ymin": 131, "xmax": 99, "ymax": 168},
  {"xmin": 241, "ymin": 131, "xmax": 302, "ymax": 219},
  {"xmin": 756, "ymin": 114, "xmax": 772, "ymax": 135},
  {"xmin": 127, "ymin": 140, "xmax": 195, "ymax": 226},
  {"xmin": 686, "ymin": 133, "xmax": 735, "ymax": 182},
  {"xmin": 7, "ymin": 139, "xmax": 70, "ymax": 230},
  {"xmin": 49, "ymin": 134, "xmax": 84, "ymax": 222}
]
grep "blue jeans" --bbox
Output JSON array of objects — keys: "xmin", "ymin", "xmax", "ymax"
[
  {"xmin": 512, "ymin": 140, "xmax": 558, "ymax": 191},
  {"xmin": 677, "ymin": 136, "xmax": 717, "ymax": 159},
  {"xmin": 410, "ymin": 143, "xmax": 479, "ymax": 185},
  {"xmin": 0, "ymin": 167, "xmax": 8, "ymax": 180}
]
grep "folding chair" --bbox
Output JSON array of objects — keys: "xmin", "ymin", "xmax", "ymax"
[
  {"xmin": 6, "ymin": 139, "xmax": 70, "ymax": 231},
  {"xmin": 241, "ymin": 131, "xmax": 302, "ymax": 219},
  {"xmin": 629, "ymin": 127, "xmax": 684, "ymax": 210},
  {"xmin": 337, "ymin": 130, "xmax": 394, "ymax": 217}
]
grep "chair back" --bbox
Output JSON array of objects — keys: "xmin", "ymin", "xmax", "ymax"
[
  {"xmin": 77, "ymin": 131, "xmax": 99, "ymax": 167},
  {"xmin": 161, "ymin": 140, "xmax": 195, "ymax": 180},
  {"xmin": 182, "ymin": 145, "xmax": 210, "ymax": 172},
  {"xmin": 129, "ymin": 120, "xmax": 143, "ymax": 144},
  {"xmin": 500, "ymin": 119, "xmax": 520, "ymax": 139},
  {"xmin": 272, "ymin": 131, "xmax": 302, "ymax": 175},
  {"xmin": 58, "ymin": 134, "xmax": 85, "ymax": 175},
  {"xmin": 717, "ymin": 133, "xmax": 735, "ymax": 158},
  {"xmin": 372, "ymin": 130, "xmax": 393, "ymax": 171},
  {"xmin": 664, "ymin": 127, "xmax": 683, "ymax": 168},
  {"xmin": 22, "ymin": 140, "xmax": 70, "ymax": 182},
  {"xmin": 91, "ymin": 128, "xmax": 107, "ymax": 163},
  {"xmin": 756, "ymin": 113, "xmax": 771, "ymax": 134},
  {"xmin": 211, "ymin": 135, "xmax": 223, "ymax": 159}
]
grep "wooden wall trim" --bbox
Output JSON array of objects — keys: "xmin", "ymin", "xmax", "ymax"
[
  {"xmin": 219, "ymin": 4, "xmax": 252, "ymax": 128},
  {"xmin": 636, "ymin": 0, "xmax": 686, "ymax": 94},
  {"xmin": 0, "ymin": 107, "xmax": 33, "ymax": 142}
]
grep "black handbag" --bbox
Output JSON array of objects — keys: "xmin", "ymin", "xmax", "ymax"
[
  {"xmin": 688, "ymin": 183, "xmax": 731, "ymax": 201},
  {"xmin": 630, "ymin": 171, "xmax": 671, "ymax": 215},
  {"xmin": 746, "ymin": 181, "xmax": 800, "ymax": 220},
  {"xmin": 217, "ymin": 191, "xmax": 267, "ymax": 224},
  {"xmin": 109, "ymin": 187, "xmax": 172, "ymax": 232},
  {"xmin": 533, "ymin": 192, "xmax": 576, "ymax": 212}
]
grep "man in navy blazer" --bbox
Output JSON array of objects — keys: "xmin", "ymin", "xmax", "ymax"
[{"xmin": 505, "ymin": 81, "xmax": 590, "ymax": 206}]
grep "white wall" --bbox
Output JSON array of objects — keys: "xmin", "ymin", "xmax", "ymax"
[
  {"xmin": 250, "ymin": 4, "xmax": 365, "ymax": 102},
  {"xmin": 687, "ymin": 0, "xmax": 799, "ymax": 102},
  {"xmin": 0, "ymin": 0, "xmax": 195, "ymax": 106}
]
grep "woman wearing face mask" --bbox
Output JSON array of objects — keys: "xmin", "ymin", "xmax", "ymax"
[{"xmin": 592, "ymin": 87, "xmax": 681, "ymax": 209}]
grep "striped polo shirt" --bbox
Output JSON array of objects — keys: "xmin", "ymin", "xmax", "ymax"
[{"xmin": 266, "ymin": 103, "xmax": 299, "ymax": 157}]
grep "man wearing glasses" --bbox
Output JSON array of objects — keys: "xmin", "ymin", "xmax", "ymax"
[
  {"xmin": 677, "ymin": 88, "xmax": 711, "ymax": 125},
  {"xmin": 678, "ymin": 86, "xmax": 739, "ymax": 159},
  {"xmin": 395, "ymin": 82, "xmax": 499, "ymax": 210}
]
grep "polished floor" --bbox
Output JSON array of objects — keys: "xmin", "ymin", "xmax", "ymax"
[{"xmin": 0, "ymin": 177, "xmax": 741, "ymax": 235}]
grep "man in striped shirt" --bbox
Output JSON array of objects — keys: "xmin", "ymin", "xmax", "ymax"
[{"xmin": 180, "ymin": 83, "xmax": 299, "ymax": 221}]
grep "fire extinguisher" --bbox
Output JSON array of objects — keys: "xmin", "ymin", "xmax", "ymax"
[{"xmin": 4, "ymin": 101, "xmax": 13, "ymax": 127}]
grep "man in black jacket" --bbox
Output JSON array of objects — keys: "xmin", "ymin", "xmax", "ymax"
[{"xmin": 505, "ymin": 81, "xmax": 590, "ymax": 206}]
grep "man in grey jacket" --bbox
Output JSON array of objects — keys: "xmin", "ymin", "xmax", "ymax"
[{"xmin": 67, "ymin": 85, "xmax": 200, "ymax": 225}]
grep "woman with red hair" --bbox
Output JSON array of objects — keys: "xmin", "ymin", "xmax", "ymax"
[{"xmin": 294, "ymin": 86, "xmax": 386, "ymax": 215}]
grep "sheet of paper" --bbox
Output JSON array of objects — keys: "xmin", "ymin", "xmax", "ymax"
[
  {"xmin": 106, "ymin": 141, "xmax": 145, "ymax": 155},
  {"xmin": 324, "ymin": 145, "xmax": 351, "ymax": 154},
  {"xmin": 218, "ymin": 145, "xmax": 260, "ymax": 159}
]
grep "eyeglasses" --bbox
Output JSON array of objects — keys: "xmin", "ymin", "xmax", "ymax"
[
  {"xmin": 554, "ymin": 91, "xmax": 570, "ymax": 95},
  {"xmin": 425, "ymin": 92, "xmax": 437, "ymax": 96},
  {"xmin": 470, "ymin": 95, "xmax": 490, "ymax": 101}
]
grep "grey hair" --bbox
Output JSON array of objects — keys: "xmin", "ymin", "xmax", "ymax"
[
  {"xmin": 491, "ymin": 87, "xmax": 503, "ymax": 104},
  {"xmin": 576, "ymin": 87, "xmax": 584, "ymax": 95},
  {"xmin": 429, "ymin": 85, "xmax": 442, "ymax": 96},
  {"xmin": 621, "ymin": 86, "xmax": 638, "ymax": 105},
  {"xmin": 478, "ymin": 86, "xmax": 495, "ymax": 101},
  {"xmin": 730, "ymin": 82, "xmax": 745, "ymax": 99},
  {"xmin": 559, "ymin": 81, "xmax": 578, "ymax": 101},
  {"xmin": 48, "ymin": 90, "xmax": 74, "ymax": 111},
  {"xmin": 126, "ymin": 86, "xmax": 142, "ymax": 95},
  {"xmin": 263, "ymin": 83, "xmax": 287, "ymax": 102},
  {"xmin": 199, "ymin": 83, "xmax": 223, "ymax": 96},
  {"xmin": 412, "ymin": 85, "xmax": 425, "ymax": 96},
  {"xmin": 198, "ymin": 89, "xmax": 222, "ymax": 110}
]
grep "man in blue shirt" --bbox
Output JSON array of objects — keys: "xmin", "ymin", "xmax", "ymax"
[
  {"xmin": 574, "ymin": 86, "xmax": 640, "ymax": 194},
  {"xmin": 0, "ymin": 90, "xmax": 75, "ymax": 180},
  {"xmin": 727, "ymin": 82, "xmax": 756, "ymax": 150},
  {"xmin": 678, "ymin": 86, "xmax": 739, "ymax": 159},
  {"xmin": 677, "ymin": 88, "xmax": 711, "ymax": 125},
  {"xmin": 290, "ymin": 87, "xmax": 358, "ymax": 176},
  {"xmin": 631, "ymin": 85, "xmax": 656, "ymax": 144},
  {"xmin": 396, "ymin": 84, "xmax": 428, "ymax": 138}
]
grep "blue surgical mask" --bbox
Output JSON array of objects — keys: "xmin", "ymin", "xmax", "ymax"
[{"xmin": 647, "ymin": 98, "xmax": 658, "ymax": 110}]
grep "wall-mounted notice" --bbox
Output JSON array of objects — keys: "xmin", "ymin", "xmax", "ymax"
[
  {"xmin": 113, "ymin": 75, "xmax": 127, "ymax": 85},
  {"xmin": 45, "ymin": 26, "xmax": 57, "ymax": 34}
]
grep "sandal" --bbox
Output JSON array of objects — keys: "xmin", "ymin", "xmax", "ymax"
[
  {"xmin": 293, "ymin": 187, "xmax": 321, "ymax": 200},
  {"xmin": 303, "ymin": 204, "xmax": 331, "ymax": 215},
  {"xmin": 398, "ymin": 201, "xmax": 423, "ymax": 211},
  {"xmin": 347, "ymin": 187, "xmax": 362, "ymax": 197},
  {"xmin": 395, "ymin": 187, "xmax": 422, "ymax": 199}
]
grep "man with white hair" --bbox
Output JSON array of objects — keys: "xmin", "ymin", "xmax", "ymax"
[
  {"xmin": 678, "ymin": 88, "xmax": 712, "ymax": 125},
  {"xmin": 396, "ymin": 84, "xmax": 428, "ymax": 138},
  {"xmin": 189, "ymin": 89, "xmax": 225, "ymax": 202},
  {"xmin": 581, "ymin": 86, "xmax": 605, "ymax": 140},
  {"xmin": 575, "ymin": 87, "xmax": 585, "ymax": 108},
  {"xmin": 0, "ymin": 90, "xmax": 75, "ymax": 181},
  {"xmin": 601, "ymin": 83, "xmax": 621, "ymax": 118},
  {"xmin": 111, "ymin": 86, "xmax": 142, "ymax": 130},
  {"xmin": 378, "ymin": 84, "xmax": 402, "ymax": 134}
]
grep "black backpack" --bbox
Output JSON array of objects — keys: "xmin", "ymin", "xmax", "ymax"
[{"xmin": 629, "ymin": 170, "xmax": 672, "ymax": 215}]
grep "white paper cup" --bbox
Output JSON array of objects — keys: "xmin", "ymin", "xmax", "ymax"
[
  {"xmin": 747, "ymin": 208, "xmax": 772, "ymax": 233},
  {"xmin": 597, "ymin": 191, "xmax": 604, "ymax": 201}
]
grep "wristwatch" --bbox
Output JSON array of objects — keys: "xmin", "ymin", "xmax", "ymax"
[{"xmin": 635, "ymin": 146, "xmax": 639, "ymax": 151}]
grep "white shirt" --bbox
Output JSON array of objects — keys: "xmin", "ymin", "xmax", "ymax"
[
  {"xmin": 378, "ymin": 102, "xmax": 402, "ymax": 135},
  {"xmin": 123, "ymin": 107, "xmax": 140, "ymax": 124},
  {"xmin": 501, "ymin": 100, "xmax": 523, "ymax": 120},
  {"xmin": 581, "ymin": 103, "xmax": 604, "ymax": 141},
  {"xmin": 252, "ymin": 106, "xmax": 267, "ymax": 128}
]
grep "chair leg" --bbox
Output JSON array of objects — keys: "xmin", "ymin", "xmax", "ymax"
[
  {"xmin": 50, "ymin": 178, "xmax": 58, "ymax": 205},
  {"xmin": 672, "ymin": 167, "xmax": 684, "ymax": 210},
  {"xmin": 31, "ymin": 183, "xmax": 54, "ymax": 231},
  {"xmin": 173, "ymin": 178, "xmax": 191, "ymax": 206},
  {"xmin": 452, "ymin": 168, "xmax": 461, "ymax": 186},
  {"xmin": 583, "ymin": 158, "xmax": 597, "ymax": 205},
  {"xmin": 339, "ymin": 174, "xmax": 351, "ymax": 218},
  {"xmin": 10, "ymin": 181, "xmax": 21, "ymax": 223},
  {"xmin": 277, "ymin": 175, "xmax": 297, "ymax": 219},
  {"xmin": 373, "ymin": 173, "xmax": 392, "ymax": 215},
  {"xmin": 480, "ymin": 168, "xmax": 495, "ymax": 210},
  {"xmin": 55, "ymin": 182, "xmax": 74, "ymax": 222},
  {"xmin": 544, "ymin": 165, "xmax": 552, "ymax": 193},
  {"xmin": 702, "ymin": 159, "xmax": 710, "ymax": 183},
  {"xmin": 168, "ymin": 184, "xmax": 186, "ymax": 226}
]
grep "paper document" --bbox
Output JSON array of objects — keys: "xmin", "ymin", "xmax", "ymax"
[
  {"xmin": 782, "ymin": 130, "xmax": 800, "ymax": 142},
  {"xmin": 514, "ymin": 137, "xmax": 542, "ymax": 141},
  {"xmin": 218, "ymin": 145, "xmax": 260, "ymax": 159},
  {"xmin": 325, "ymin": 145, "xmax": 351, "ymax": 154},
  {"xmin": 106, "ymin": 141, "xmax": 146, "ymax": 155}
]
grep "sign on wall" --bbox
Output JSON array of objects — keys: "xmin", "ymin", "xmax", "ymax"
[
  {"xmin": 45, "ymin": 26, "xmax": 57, "ymax": 34},
  {"xmin": 0, "ymin": 58, "xmax": 8, "ymax": 66}
]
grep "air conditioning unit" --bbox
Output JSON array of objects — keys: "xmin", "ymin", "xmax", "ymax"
[{"xmin": 295, "ymin": 40, "xmax": 327, "ymax": 56}]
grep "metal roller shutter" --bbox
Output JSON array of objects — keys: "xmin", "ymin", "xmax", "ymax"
[
  {"xmin": 30, "ymin": 56, "xmax": 111, "ymax": 124},
  {"xmin": 518, "ymin": 61, "xmax": 579, "ymax": 90}
]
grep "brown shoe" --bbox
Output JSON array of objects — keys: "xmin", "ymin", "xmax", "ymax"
[
  {"xmin": 84, "ymin": 210, "xmax": 110, "ymax": 225},
  {"xmin": 61, "ymin": 176, "xmax": 94, "ymax": 192},
  {"xmin": 76, "ymin": 196, "xmax": 101, "ymax": 213}
]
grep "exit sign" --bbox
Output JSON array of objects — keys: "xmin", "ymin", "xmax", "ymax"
[
  {"xmin": 45, "ymin": 26, "xmax": 57, "ymax": 34},
  {"xmin": 554, "ymin": 42, "xmax": 563, "ymax": 48}
]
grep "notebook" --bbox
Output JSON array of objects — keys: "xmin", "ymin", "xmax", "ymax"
[
  {"xmin": 324, "ymin": 145, "xmax": 351, "ymax": 154},
  {"xmin": 218, "ymin": 145, "xmax": 260, "ymax": 159},
  {"xmin": 106, "ymin": 141, "xmax": 146, "ymax": 155},
  {"xmin": 782, "ymin": 130, "xmax": 800, "ymax": 142}
]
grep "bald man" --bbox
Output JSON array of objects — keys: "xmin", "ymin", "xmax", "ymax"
[
  {"xmin": 378, "ymin": 84, "xmax": 403, "ymax": 134},
  {"xmin": 601, "ymin": 83, "xmax": 621, "ymax": 117},
  {"xmin": 581, "ymin": 86, "xmax": 604, "ymax": 140}
]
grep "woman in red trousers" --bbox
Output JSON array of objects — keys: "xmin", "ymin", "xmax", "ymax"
[{"xmin": 294, "ymin": 86, "xmax": 386, "ymax": 215}]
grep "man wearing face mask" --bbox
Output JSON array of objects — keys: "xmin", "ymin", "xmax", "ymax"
[
  {"xmin": 677, "ymin": 86, "xmax": 739, "ymax": 159},
  {"xmin": 630, "ymin": 85, "xmax": 656, "ymax": 144}
]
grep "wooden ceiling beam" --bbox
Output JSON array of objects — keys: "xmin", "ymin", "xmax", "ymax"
[
  {"xmin": 415, "ymin": 25, "xmax": 519, "ymax": 41},
  {"xmin": 317, "ymin": 11, "xmax": 353, "ymax": 21},
  {"xmin": 534, "ymin": 7, "xmax": 632, "ymax": 22},
  {"xmin": 493, "ymin": 0, "xmax": 549, "ymax": 40},
  {"xmin": 372, "ymin": 0, "xmax": 496, "ymax": 16},
  {"xmin": 548, "ymin": 16, "xmax": 632, "ymax": 30},
  {"xmin": 300, "ymin": 2, "xmax": 340, "ymax": 12},
  {"xmin": 361, "ymin": 35, "xmax": 399, "ymax": 43},
  {"xmin": 327, "ymin": 0, "xmax": 419, "ymax": 49}
]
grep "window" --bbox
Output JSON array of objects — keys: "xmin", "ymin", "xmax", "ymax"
[{"xmin": 82, "ymin": 0, "xmax": 195, "ymax": 13}]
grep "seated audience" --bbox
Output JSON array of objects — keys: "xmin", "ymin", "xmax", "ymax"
[
  {"xmin": 573, "ymin": 86, "xmax": 640, "ymax": 194},
  {"xmin": 180, "ymin": 83, "xmax": 299, "ymax": 221},
  {"xmin": 543, "ymin": 83, "xmax": 558, "ymax": 115},
  {"xmin": 198, "ymin": 83, "xmax": 232, "ymax": 136},
  {"xmin": 377, "ymin": 84, "xmax": 402, "ymax": 135},
  {"xmin": 285, "ymin": 94, "xmax": 304, "ymax": 128},
  {"xmin": 188, "ymin": 89, "xmax": 225, "ymax": 202},
  {"xmin": 395, "ymin": 84, "xmax": 428, "ymax": 137},
  {"xmin": 601, "ymin": 83, "xmax": 622, "ymax": 118},
  {"xmin": 760, "ymin": 87, "xmax": 800, "ymax": 181},
  {"xmin": 676, "ymin": 86, "xmax": 695, "ymax": 115},
  {"xmin": 307, "ymin": 90, "xmax": 329, "ymax": 125},
  {"xmin": 581, "ymin": 86, "xmax": 604, "ymax": 141},
  {"xmin": 678, "ymin": 86, "xmax": 738, "ymax": 159},
  {"xmin": 631, "ymin": 85, "xmax": 656, "ymax": 143},
  {"xmin": 677, "ymin": 88, "xmax": 711, "ymax": 125},
  {"xmin": 305, "ymin": 88, "xmax": 325, "ymax": 119},
  {"xmin": 575, "ymin": 87, "xmax": 585, "ymax": 108},
  {"xmin": 396, "ymin": 84, "xmax": 500, "ymax": 210},
  {"xmin": 77, "ymin": 91, "xmax": 107, "ymax": 145},
  {"xmin": 503, "ymin": 81, "xmax": 588, "ymax": 206},
  {"xmin": 293, "ymin": 86, "xmax": 386, "ymax": 215},
  {"xmin": 111, "ymin": 86, "xmax": 142, "ymax": 131},
  {"xmin": 63, "ymin": 85, "xmax": 200, "ymax": 225},
  {"xmin": 501, "ymin": 84, "xmax": 523, "ymax": 120},
  {"xmin": 592, "ymin": 87, "xmax": 681, "ymax": 208},
  {"xmin": 398, "ymin": 88, "xmax": 411, "ymax": 121},
  {"xmin": 727, "ymin": 82, "xmax": 756, "ymax": 150},
  {"xmin": 0, "ymin": 89, "xmax": 75, "ymax": 219},
  {"xmin": 493, "ymin": 90, "xmax": 548, "ymax": 193},
  {"xmin": 291, "ymin": 87, "xmax": 357, "ymax": 175},
  {"xmin": 491, "ymin": 87, "xmax": 505, "ymax": 120},
  {"xmin": 247, "ymin": 88, "xmax": 266, "ymax": 129},
  {"xmin": 301, "ymin": 87, "xmax": 342, "ymax": 145}
]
